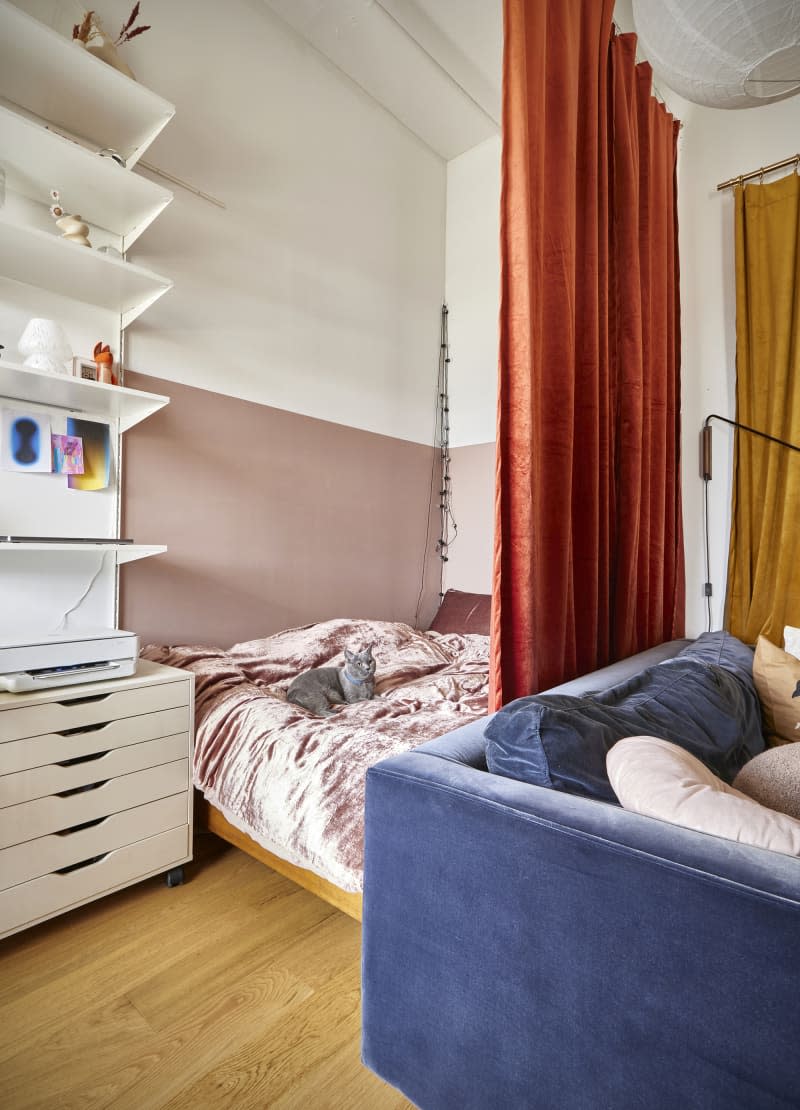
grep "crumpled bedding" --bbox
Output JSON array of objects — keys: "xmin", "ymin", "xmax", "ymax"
[{"xmin": 143, "ymin": 618, "xmax": 490, "ymax": 892}]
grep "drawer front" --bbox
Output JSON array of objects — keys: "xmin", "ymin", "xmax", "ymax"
[
  {"xmin": 0, "ymin": 733, "xmax": 189, "ymax": 807},
  {"xmin": 0, "ymin": 760, "xmax": 189, "ymax": 849},
  {"xmin": 0, "ymin": 824, "xmax": 189, "ymax": 937},
  {"xmin": 0, "ymin": 680, "xmax": 190, "ymax": 744},
  {"xmin": 0, "ymin": 794, "xmax": 188, "ymax": 890},
  {"xmin": 0, "ymin": 706, "xmax": 190, "ymax": 776}
]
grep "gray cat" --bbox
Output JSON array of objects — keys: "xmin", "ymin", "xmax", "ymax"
[{"xmin": 286, "ymin": 646, "xmax": 376, "ymax": 717}]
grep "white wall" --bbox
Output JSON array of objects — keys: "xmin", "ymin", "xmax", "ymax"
[
  {"xmin": 443, "ymin": 135, "xmax": 500, "ymax": 594},
  {"xmin": 15, "ymin": 0, "xmax": 446, "ymax": 444},
  {"xmin": 56, "ymin": 0, "xmax": 446, "ymax": 446},
  {"xmin": 677, "ymin": 94, "xmax": 800, "ymax": 637},
  {"xmin": 445, "ymin": 135, "xmax": 501, "ymax": 450}
]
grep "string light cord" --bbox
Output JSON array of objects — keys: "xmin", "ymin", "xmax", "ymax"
[
  {"xmin": 436, "ymin": 305, "xmax": 457, "ymax": 598},
  {"xmin": 414, "ymin": 305, "xmax": 458, "ymax": 627}
]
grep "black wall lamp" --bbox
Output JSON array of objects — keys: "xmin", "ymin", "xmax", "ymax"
[
  {"xmin": 701, "ymin": 413, "xmax": 800, "ymax": 481},
  {"xmin": 700, "ymin": 413, "xmax": 800, "ymax": 630}
]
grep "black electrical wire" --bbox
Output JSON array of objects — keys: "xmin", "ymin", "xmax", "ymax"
[
  {"xmin": 703, "ymin": 476, "xmax": 712, "ymax": 633},
  {"xmin": 414, "ymin": 305, "xmax": 457, "ymax": 628}
]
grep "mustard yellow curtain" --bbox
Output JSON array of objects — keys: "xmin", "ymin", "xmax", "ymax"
[{"xmin": 726, "ymin": 172, "xmax": 800, "ymax": 642}]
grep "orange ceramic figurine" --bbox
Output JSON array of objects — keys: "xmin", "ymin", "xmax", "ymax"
[{"xmin": 93, "ymin": 341, "xmax": 114, "ymax": 384}]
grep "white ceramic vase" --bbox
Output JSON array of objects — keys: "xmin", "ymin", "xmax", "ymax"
[
  {"xmin": 76, "ymin": 34, "xmax": 136, "ymax": 80},
  {"xmin": 55, "ymin": 214, "xmax": 91, "ymax": 248}
]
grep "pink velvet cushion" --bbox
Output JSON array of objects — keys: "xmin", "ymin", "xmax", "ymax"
[
  {"xmin": 428, "ymin": 590, "xmax": 491, "ymax": 636},
  {"xmin": 607, "ymin": 736, "xmax": 800, "ymax": 857}
]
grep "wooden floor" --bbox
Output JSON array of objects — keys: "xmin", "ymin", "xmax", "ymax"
[{"xmin": 0, "ymin": 836, "xmax": 412, "ymax": 1110}]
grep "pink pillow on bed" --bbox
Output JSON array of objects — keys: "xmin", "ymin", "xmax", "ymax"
[{"xmin": 428, "ymin": 590, "xmax": 491, "ymax": 636}]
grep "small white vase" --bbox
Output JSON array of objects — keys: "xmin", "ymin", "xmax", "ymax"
[
  {"xmin": 55, "ymin": 214, "xmax": 91, "ymax": 248},
  {"xmin": 77, "ymin": 34, "xmax": 136, "ymax": 80}
]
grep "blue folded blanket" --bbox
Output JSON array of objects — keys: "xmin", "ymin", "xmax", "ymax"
[{"xmin": 485, "ymin": 631, "xmax": 764, "ymax": 803}]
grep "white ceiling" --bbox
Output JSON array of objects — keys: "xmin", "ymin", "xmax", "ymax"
[{"xmin": 262, "ymin": 0, "xmax": 502, "ymax": 160}]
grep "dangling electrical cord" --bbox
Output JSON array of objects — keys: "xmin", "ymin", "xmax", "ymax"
[
  {"xmin": 414, "ymin": 304, "xmax": 458, "ymax": 627},
  {"xmin": 436, "ymin": 305, "xmax": 457, "ymax": 594},
  {"xmin": 703, "ymin": 474, "xmax": 712, "ymax": 633}
]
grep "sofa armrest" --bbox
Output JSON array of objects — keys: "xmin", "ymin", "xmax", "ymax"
[{"xmin": 362, "ymin": 749, "xmax": 800, "ymax": 1110}]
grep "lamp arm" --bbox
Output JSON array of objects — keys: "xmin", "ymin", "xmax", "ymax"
[{"xmin": 702, "ymin": 413, "xmax": 800, "ymax": 481}]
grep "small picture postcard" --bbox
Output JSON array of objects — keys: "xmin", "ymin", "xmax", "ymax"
[
  {"xmin": 66, "ymin": 418, "xmax": 111, "ymax": 491},
  {"xmin": 51, "ymin": 434, "xmax": 84, "ymax": 475}
]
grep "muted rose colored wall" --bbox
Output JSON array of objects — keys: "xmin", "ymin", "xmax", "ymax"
[
  {"xmin": 447, "ymin": 442, "xmax": 495, "ymax": 594},
  {"xmin": 121, "ymin": 372, "xmax": 441, "ymax": 648}
]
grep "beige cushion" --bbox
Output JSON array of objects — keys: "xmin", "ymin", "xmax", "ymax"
[
  {"xmin": 607, "ymin": 736, "xmax": 800, "ymax": 857},
  {"xmin": 733, "ymin": 744, "xmax": 800, "ymax": 820},
  {"xmin": 753, "ymin": 635, "xmax": 800, "ymax": 746}
]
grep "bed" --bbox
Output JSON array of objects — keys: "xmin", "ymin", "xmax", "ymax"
[{"xmin": 142, "ymin": 591, "xmax": 491, "ymax": 919}]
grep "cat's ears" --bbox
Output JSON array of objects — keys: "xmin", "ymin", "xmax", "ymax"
[{"xmin": 345, "ymin": 645, "xmax": 374, "ymax": 661}]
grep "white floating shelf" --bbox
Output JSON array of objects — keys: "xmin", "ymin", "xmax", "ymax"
[
  {"xmin": 0, "ymin": 362, "xmax": 169, "ymax": 433},
  {"xmin": 0, "ymin": 105, "xmax": 172, "ymax": 248},
  {"xmin": 0, "ymin": 543, "xmax": 166, "ymax": 564},
  {"xmin": 0, "ymin": 0, "xmax": 174, "ymax": 167},
  {"xmin": 0, "ymin": 218, "xmax": 172, "ymax": 328}
]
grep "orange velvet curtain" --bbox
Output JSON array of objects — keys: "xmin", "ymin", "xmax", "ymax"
[{"xmin": 491, "ymin": 0, "xmax": 684, "ymax": 707}]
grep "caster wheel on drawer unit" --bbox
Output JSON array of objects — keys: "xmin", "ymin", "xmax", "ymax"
[{"xmin": 165, "ymin": 866, "xmax": 184, "ymax": 888}]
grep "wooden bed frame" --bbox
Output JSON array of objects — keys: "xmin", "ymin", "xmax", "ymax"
[
  {"xmin": 194, "ymin": 793, "xmax": 363, "ymax": 921},
  {"xmin": 185, "ymin": 594, "xmax": 490, "ymax": 923}
]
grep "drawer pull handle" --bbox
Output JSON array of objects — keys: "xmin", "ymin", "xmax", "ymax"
[
  {"xmin": 56, "ymin": 750, "xmax": 109, "ymax": 768},
  {"xmin": 58, "ymin": 692, "xmax": 113, "ymax": 707},
  {"xmin": 56, "ymin": 780, "xmax": 108, "ymax": 798},
  {"xmin": 58, "ymin": 722, "xmax": 110, "ymax": 737},
  {"xmin": 55, "ymin": 852, "xmax": 108, "ymax": 875},
  {"xmin": 56, "ymin": 816, "xmax": 107, "ymax": 836}
]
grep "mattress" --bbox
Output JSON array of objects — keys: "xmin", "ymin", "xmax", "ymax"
[{"xmin": 144, "ymin": 618, "xmax": 489, "ymax": 891}]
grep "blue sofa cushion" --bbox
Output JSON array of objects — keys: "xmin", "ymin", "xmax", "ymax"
[{"xmin": 485, "ymin": 632, "xmax": 765, "ymax": 803}]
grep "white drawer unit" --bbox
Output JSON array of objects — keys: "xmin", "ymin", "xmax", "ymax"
[{"xmin": 0, "ymin": 659, "xmax": 194, "ymax": 938}]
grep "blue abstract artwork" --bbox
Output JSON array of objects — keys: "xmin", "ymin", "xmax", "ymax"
[{"xmin": 1, "ymin": 408, "xmax": 52, "ymax": 472}]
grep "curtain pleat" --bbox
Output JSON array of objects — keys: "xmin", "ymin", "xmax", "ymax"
[{"xmin": 491, "ymin": 1, "xmax": 684, "ymax": 707}]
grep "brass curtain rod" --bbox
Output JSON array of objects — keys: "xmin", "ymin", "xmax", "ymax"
[{"xmin": 717, "ymin": 153, "xmax": 800, "ymax": 191}]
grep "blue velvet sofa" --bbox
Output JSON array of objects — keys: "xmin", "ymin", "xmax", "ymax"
[{"xmin": 361, "ymin": 639, "xmax": 800, "ymax": 1110}]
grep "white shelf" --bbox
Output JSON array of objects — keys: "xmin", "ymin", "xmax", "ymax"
[
  {"xmin": 0, "ymin": 543, "xmax": 166, "ymax": 564},
  {"xmin": 0, "ymin": 104, "xmax": 172, "ymax": 247},
  {"xmin": 0, "ymin": 0, "xmax": 174, "ymax": 167},
  {"xmin": 0, "ymin": 218, "xmax": 172, "ymax": 327},
  {"xmin": 0, "ymin": 361, "xmax": 169, "ymax": 432}
]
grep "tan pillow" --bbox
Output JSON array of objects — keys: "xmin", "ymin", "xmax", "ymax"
[
  {"xmin": 607, "ymin": 736, "xmax": 800, "ymax": 857},
  {"xmin": 753, "ymin": 635, "xmax": 800, "ymax": 746},
  {"xmin": 733, "ymin": 744, "xmax": 800, "ymax": 820}
]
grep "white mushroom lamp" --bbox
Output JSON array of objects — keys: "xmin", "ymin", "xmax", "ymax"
[{"xmin": 17, "ymin": 318, "xmax": 73, "ymax": 375}]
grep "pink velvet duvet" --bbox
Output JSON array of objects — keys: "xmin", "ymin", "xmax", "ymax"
[{"xmin": 144, "ymin": 619, "xmax": 489, "ymax": 892}]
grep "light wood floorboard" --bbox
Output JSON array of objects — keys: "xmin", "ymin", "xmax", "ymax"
[{"xmin": 0, "ymin": 835, "xmax": 412, "ymax": 1110}]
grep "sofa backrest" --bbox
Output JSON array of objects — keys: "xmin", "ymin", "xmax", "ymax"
[{"xmin": 542, "ymin": 638, "xmax": 691, "ymax": 697}]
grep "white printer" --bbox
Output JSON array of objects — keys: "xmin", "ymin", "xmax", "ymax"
[{"xmin": 0, "ymin": 629, "xmax": 139, "ymax": 693}]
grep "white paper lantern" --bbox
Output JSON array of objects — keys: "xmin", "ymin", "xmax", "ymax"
[{"xmin": 633, "ymin": 0, "xmax": 800, "ymax": 109}]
